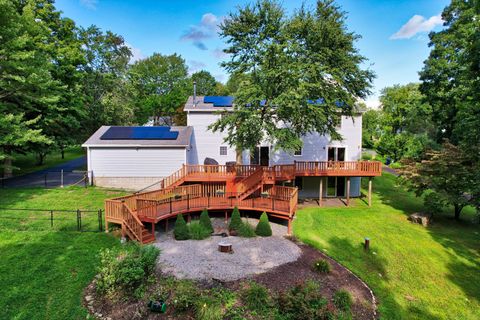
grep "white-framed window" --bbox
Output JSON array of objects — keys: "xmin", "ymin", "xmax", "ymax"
[
  {"xmin": 294, "ymin": 148, "xmax": 302, "ymax": 156},
  {"xmin": 220, "ymin": 146, "xmax": 228, "ymax": 156}
]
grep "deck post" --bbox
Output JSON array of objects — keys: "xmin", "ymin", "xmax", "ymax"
[
  {"xmin": 346, "ymin": 177, "xmax": 351, "ymax": 206},
  {"xmin": 225, "ymin": 210, "xmax": 228, "ymax": 224},
  {"xmin": 187, "ymin": 214, "xmax": 191, "ymax": 223},
  {"xmin": 319, "ymin": 178, "xmax": 323, "ymax": 207},
  {"xmin": 287, "ymin": 218, "xmax": 292, "ymax": 236},
  {"xmin": 151, "ymin": 222, "xmax": 155, "ymax": 234},
  {"xmin": 368, "ymin": 177, "xmax": 372, "ymax": 207}
]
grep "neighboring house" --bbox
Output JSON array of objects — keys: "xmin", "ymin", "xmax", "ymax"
[{"xmin": 84, "ymin": 95, "xmax": 370, "ymax": 198}]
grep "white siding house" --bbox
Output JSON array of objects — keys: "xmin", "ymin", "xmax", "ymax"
[{"xmin": 83, "ymin": 126, "xmax": 192, "ymax": 190}]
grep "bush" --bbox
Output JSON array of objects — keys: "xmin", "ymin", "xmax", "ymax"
[
  {"xmin": 361, "ymin": 153, "xmax": 373, "ymax": 160},
  {"xmin": 174, "ymin": 214, "xmax": 190, "ymax": 240},
  {"xmin": 241, "ymin": 281, "xmax": 271, "ymax": 313},
  {"xmin": 229, "ymin": 206, "xmax": 243, "ymax": 232},
  {"xmin": 277, "ymin": 280, "xmax": 328, "ymax": 319},
  {"xmin": 423, "ymin": 191, "xmax": 444, "ymax": 215},
  {"xmin": 255, "ymin": 212, "xmax": 272, "ymax": 237},
  {"xmin": 200, "ymin": 209, "xmax": 214, "ymax": 233},
  {"xmin": 189, "ymin": 221, "xmax": 211, "ymax": 240},
  {"xmin": 333, "ymin": 289, "xmax": 352, "ymax": 312},
  {"xmin": 172, "ymin": 280, "xmax": 199, "ymax": 311},
  {"xmin": 313, "ymin": 259, "xmax": 331, "ymax": 273},
  {"xmin": 238, "ymin": 222, "xmax": 256, "ymax": 237},
  {"xmin": 96, "ymin": 244, "xmax": 160, "ymax": 298}
]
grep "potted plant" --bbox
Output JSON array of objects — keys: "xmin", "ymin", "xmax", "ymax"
[
  {"xmin": 261, "ymin": 191, "xmax": 269, "ymax": 198},
  {"xmin": 173, "ymin": 193, "xmax": 181, "ymax": 200}
]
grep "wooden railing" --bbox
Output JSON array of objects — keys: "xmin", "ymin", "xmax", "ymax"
[
  {"xmin": 236, "ymin": 167, "xmax": 264, "ymax": 196},
  {"xmin": 122, "ymin": 203, "xmax": 144, "ymax": 242},
  {"xmin": 292, "ymin": 161, "xmax": 382, "ymax": 176},
  {"xmin": 135, "ymin": 185, "xmax": 297, "ymax": 222}
]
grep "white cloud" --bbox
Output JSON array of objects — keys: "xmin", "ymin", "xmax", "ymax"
[
  {"xmin": 390, "ymin": 14, "xmax": 443, "ymax": 40},
  {"xmin": 126, "ymin": 43, "xmax": 144, "ymax": 64},
  {"xmin": 212, "ymin": 48, "xmax": 228, "ymax": 59},
  {"xmin": 181, "ymin": 13, "xmax": 223, "ymax": 51},
  {"xmin": 80, "ymin": 0, "xmax": 97, "ymax": 10},
  {"xmin": 188, "ymin": 60, "xmax": 206, "ymax": 74}
]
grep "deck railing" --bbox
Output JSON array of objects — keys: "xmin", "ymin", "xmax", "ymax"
[{"xmin": 292, "ymin": 161, "xmax": 382, "ymax": 176}]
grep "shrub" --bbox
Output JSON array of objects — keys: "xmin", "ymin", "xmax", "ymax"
[
  {"xmin": 172, "ymin": 280, "xmax": 199, "ymax": 311},
  {"xmin": 189, "ymin": 221, "xmax": 211, "ymax": 240},
  {"xmin": 313, "ymin": 259, "xmax": 331, "ymax": 273},
  {"xmin": 255, "ymin": 212, "xmax": 272, "ymax": 237},
  {"xmin": 174, "ymin": 214, "xmax": 190, "ymax": 240},
  {"xmin": 238, "ymin": 222, "xmax": 256, "ymax": 238},
  {"xmin": 361, "ymin": 153, "xmax": 373, "ymax": 160},
  {"xmin": 200, "ymin": 208, "xmax": 213, "ymax": 233},
  {"xmin": 96, "ymin": 244, "xmax": 160, "ymax": 298},
  {"xmin": 277, "ymin": 280, "xmax": 328, "ymax": 319},
  {"xmin": 423, "ymin": 191, "xmax": 444, "ymax": 215},
  {"xmin": 241, "ymin": 281, "xmax": 271, "ymax": 313},
  {"xmin": 333, "ymin": 289, "xmax": 353, "ymax": 312},
  {"xmin": 229, "ymin": 206, "xmax": 243, "ymax": 232}
]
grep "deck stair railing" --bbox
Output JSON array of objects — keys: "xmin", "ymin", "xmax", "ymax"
[{"xmin": 236, "ymin": 167, "xmax": 266, "ymax": 200}]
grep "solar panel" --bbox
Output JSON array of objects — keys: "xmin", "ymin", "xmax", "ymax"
[
  {"xmin": 100, "ymin": 127, "xmax": 179, "ymax": 140},
  {"xmin": 204, "ymin": 96, "xmax": 234, "ymax": 107}
]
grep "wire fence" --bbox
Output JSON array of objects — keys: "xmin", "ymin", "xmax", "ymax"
[
  {"xmin": 0, "ymin": 207, "xmax": 104, "ymax": 232},
  {"xmin": 0, "ymin": 171, "xmax": 90, "ymax": 189}
]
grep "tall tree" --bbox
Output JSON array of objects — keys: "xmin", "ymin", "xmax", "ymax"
[
  {"xmin": 376, "ymin": 83, "xmax": 435, "ymax": 161},
  {"xmin": 211, "ymin": 0, "xmax": 374, "ymax": 163},
  {"xmin": 128, "ymin": 53, "xmax": 189, "ymax": 125},
  {"xmin": 361, "ymin": 109, "xmax": 381, "ymax": 149},
  {"xmin": 191, "ymin": 70, "xmax": 217, "ymax": 96}
]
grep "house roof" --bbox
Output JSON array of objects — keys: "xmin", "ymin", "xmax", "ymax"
[
  {"xmin": 184, "ymin": 95, "xmax": 234, "ymax": 112},
  {"xmin": 82, "ymin": 126, "xmax": 193, "ymax": 148}
]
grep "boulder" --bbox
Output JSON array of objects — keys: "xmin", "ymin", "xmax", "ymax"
[{"xmin": 408, "ymin": 212, "xmax": 432, "ymax": 227}]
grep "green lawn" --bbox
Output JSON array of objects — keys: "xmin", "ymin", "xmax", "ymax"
[
  {"xmin": 10, "ymin": 146, "xmax": 85, "ymax": 177},
  {"xmin": 294, "ymin": 173, "xmax": 480, "ymax": 320},
  {"xmin": 0, "ymin": 187, "xmax": 126, "ymax": 320}
]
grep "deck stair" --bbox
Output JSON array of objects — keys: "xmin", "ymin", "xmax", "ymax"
[{"xmin": 236, "ymin": 167, "xmax": 266, "ymax": 200}]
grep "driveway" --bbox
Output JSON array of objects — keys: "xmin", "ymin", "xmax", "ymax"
[{"xmin": 1, "ymin": 156, "xmax": 87, "ymax": 188}]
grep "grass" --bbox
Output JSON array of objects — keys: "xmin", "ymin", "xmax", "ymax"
[
  {"xmin": 0, "ymin": 186, "xmax": 126, "ymax": 320},
  {"xmin": 294, "ymin": 173, "xmax": 480, "ymax": 320},
  {"xmin": 10, "ymin": 146, "xmax": 85, "ymax": 177}
]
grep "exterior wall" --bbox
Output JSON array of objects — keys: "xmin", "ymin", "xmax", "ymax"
[
  {"xmin": 296, "ymin": 176, "xmax": 361, "ymax": 199},
  {"xmin": 270, "ymin": 115, "xmax": 363, "ymax": 165},
  {"xmin": 89, "ymin": 147, "xmax": 186, "ymax": 189},
  {"xmin": 186, "ymin": 112, "xmax": 238, "ymax": 165}
]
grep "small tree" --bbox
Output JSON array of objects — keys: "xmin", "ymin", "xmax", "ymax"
[
  {"xmin": 174, "ymin": 214, "xmax": 190, "ymax": 240},
  {"xmin": 199, "ymin": 209, "xmax": 213, "ymax": 233},
  {"xmin": 229, "ymin": 206, "xmax": 243, "ymax": 231},
  {"xmin": 255, "ymin": 212, "xmax": 272, "ymax": 237}
]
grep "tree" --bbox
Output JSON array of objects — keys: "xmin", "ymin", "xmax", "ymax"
[
  {"xmin": 229, "ymin": 206, "xmax": 243, "ymax": 232},
  {"xmin": 211, "ymin": 0, "xmax": 374, "ymax": 163},
  {"xmin": 361, "ymin": 109, "xmax": 381, "ymax": 149},
  {"xmin": 375, "ymin": 83, "xmax": 435, "ymax": 161},
  {"xmin": 128, "ymin": 53, "xmax": 189, "ymax": 125},
  {"xmin": 191, "ymin": 70, "xmax": 217, "ymax": 96},
  {"xmin": 199, "ymin": 209, "xmax": 213, "ymax": 233},
  {"xmin": 399, "ymin": 143, "xmax": 474, "ymax": 220},
  {"xmin": 174, "ymin": 214, "xmax": 190, "ymax": 240},
  {"xmin": 255, "ymin": 212, "xmax": 272, "ymax": 236}
]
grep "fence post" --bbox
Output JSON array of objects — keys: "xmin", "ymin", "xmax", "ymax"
[
  {"xmin": 98, "ymin": 209, "xmax": 103, "ymax": 231},
  {"xmin": 61, "ymin": 169, "xmax": 64, "ymax": 188},
  {"xmin": 84, "ymin": 173, "xmax": 87, "ymax": 188},
  {"xmin": 50, "ymin": 210, "xmax": 53, "ymax": 227},
  {"xmin": 77, "ymin": 209, "xmax": 81, "ymax": 231}
]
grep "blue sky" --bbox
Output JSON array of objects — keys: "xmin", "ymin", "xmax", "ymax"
[{"xmin": 56, "ymin": 0, "xmax": 449, "ymax": 108}]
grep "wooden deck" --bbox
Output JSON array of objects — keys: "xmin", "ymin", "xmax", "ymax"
[{"xmin": 104, "ymin": 161, "xmax": 381, "ymax": 243}]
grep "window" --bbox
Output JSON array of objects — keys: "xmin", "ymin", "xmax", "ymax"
[
  {"xmin": 220, "ymin": 146, "xmax": 227, "ymax": 156},
  {"xmin": 294, "ymin": 148, "xmax": 302, "ymax": 156}
]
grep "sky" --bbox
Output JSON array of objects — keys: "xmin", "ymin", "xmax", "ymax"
[{"xmin": 56, "ymin": 0, "xmax": 450, "ymax": 108}]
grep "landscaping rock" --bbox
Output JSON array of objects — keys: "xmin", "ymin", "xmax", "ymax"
[{"xmin": 408, "ymin": 212, "xmax": 432, "ymax": 226}]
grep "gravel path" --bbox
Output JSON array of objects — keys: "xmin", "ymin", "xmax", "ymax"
[{"xmin": 153, "ymin": 218, "xmax": 301, "ymax": 281}]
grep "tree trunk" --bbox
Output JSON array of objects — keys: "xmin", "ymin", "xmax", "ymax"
[
  {"xmin": 454, "ymin": 204, "xmax": 462, "ymax": 220},
  {"xmin": 3, "ymin": 157, "xmax": 12, "ymax": 178},
  {"xmin": 236, "ymin": 146, "xmax": 243, "ymax": 165},
  {"xmin": 37, "ymin": 152, "xmax": 46, "ymax": 166},
  {"xmin": 61, "ymin": 146, "xmax": 65, "ymax": 159}
]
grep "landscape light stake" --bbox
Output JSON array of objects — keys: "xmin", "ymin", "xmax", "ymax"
[
  {"xmin": 98, "ymin": 210, "xmax": 103, "ymax": 231},
  {"xmin": 364, "ymin": 237, "xmax": 370, "ymax": 251},
  {"xmin": 61, "ymin": 169, "xmax": 64, "ymax": 188}
]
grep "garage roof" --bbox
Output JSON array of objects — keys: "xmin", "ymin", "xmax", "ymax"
[{"xmin": 82, "ymin": 126, "xmax": 193, "ymax": 147}]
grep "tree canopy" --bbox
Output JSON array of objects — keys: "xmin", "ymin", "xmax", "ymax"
[{"xmin": 210, "ymin": 0, "xmax": 374, "ymax": 158}]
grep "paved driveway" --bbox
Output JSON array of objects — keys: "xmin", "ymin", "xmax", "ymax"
[{"xmin": 1, "ymin": 156, "xmax": 87, "ymax": 188}]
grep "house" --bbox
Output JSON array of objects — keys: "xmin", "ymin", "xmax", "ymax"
[{"xmin": 84, "ymin": 96, "xmax": 381, "ymax": 243}]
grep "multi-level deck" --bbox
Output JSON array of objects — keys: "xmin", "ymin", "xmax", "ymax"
[{"xmin": 105, "ymin": 161, "xmax": 382, "ymax": 243}]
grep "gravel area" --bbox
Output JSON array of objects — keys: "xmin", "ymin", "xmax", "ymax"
[{"xmin": 153, "ymin": 218, "xmax": 301, "ymax": 281}]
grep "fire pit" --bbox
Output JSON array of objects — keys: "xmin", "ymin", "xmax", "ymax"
[{"xmin": 218, "ymin": 241, "xmax": 233, "ymax": 253}]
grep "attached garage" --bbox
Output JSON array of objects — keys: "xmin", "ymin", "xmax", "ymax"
[{"xmin": 82, "ymin": 126, "xmax": 193, "ymax": 190}]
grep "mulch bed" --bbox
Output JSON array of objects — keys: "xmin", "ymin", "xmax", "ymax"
[{"xmin": 84, "ymin": 239, "xmax": 377, "ymax": 320}]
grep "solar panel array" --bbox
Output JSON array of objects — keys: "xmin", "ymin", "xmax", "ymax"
[
  {"xmin": 100, "ymin": 127, "xmax": 179, "ymax": 140},
  {"xmin": 204, "ymin": 96, "xmax": 234, "ymax": 107}
]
